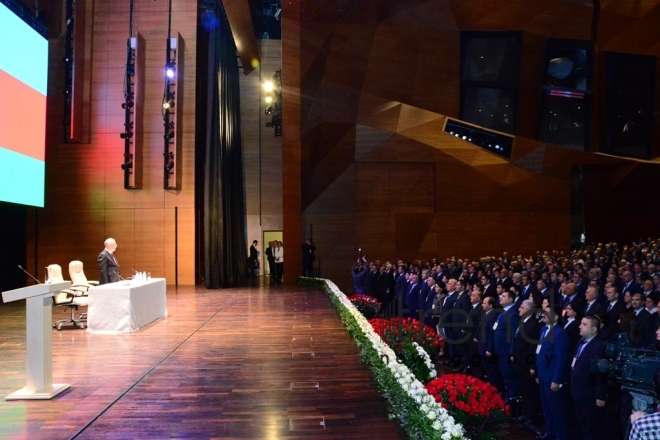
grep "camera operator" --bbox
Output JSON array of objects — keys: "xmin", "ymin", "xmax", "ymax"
[
  {"xmin": 351, "ymin": 256, "xmax": 369, "ymax": 294},
  {"xmin": 629, "ymin": 365, "xmax": 660, "ymax": 440}
]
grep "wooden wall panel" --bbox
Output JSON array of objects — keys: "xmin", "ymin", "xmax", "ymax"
[
  {"xmin": 27, "ymin": 0, "xmax": 198, "ymax": 286},
  {"xmin": 285, "ymin": 0, "xmax": 660, "ymax": 293}
]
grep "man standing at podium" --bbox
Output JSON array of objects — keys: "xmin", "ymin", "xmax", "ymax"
[{"xmin": 98, "ymin": 238, "xmax": 120, "ymax": 284}]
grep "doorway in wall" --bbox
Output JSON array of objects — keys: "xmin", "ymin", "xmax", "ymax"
[{"xmin": 262, "ymin": 230, "xmax": 283, "ymax": 276}]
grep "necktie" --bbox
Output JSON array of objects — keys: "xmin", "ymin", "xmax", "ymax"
[
  {"xmin": 574, "ymin": 339, "xmax": 587, "ymax": 359},
  {"xmin": 607, "ymin": 303, "xmax": 613, "ymax": 312},
  {"xmin": 540, "ymin": 326, "xmax": 549, "ymax": 340}
]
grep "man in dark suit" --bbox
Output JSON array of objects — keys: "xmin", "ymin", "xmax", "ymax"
[
  {"xmin": 440, "ymin": 278, "xmax": 459, "ymax": 365},
  {"xmin": 517, "ymin": 274, "xmax": 533, "ymax": 306},
  {"xmin": 407, "ymin": 273, "xmax": 423, "ymax": 321},
  {"xmin": 463, "ymin": 290, "xmax": 483, "ymax": 375},
  {"xmin": 631, "ymin": 292, "xmax": 655, "ymax": 347},
  {"xmin": 570, "ymin": 316, "xmax": 607, "ymax": 440},
  {"xmin": 533, "ymin": 304, "xmax": 569, "ymax": 440},
  {"xmin": 479, "ymin": 296, "xmax": 501, "ymax": 391},
  {"xmin": 494, "ymin": 289, "xmax": 520, "ymax": 400},
  {"xmin": 482, "ymin": 274, "xmax": 497, "ymax": 299},
  {"xmin": 500, "ymin": 268, "xmax": 514, "ymax": 290},
  {"xmin": 265, "ymin": 241, "xmax": 275, "ymax": 278},
  {"xmin": 511, "ymin": 298, "xmax": 542, "ymax": 426},
  {"xmin": 247, "ymin": 240, "xmax": 259, "ymax": 278},
  {"xmin": 301, "ymin": 238, "xmax": 316, "ymax": 277},
  {"xmin": 621, "ymin": 270, "xmax": 643, "ymax": 298},
  {"xmin": 605, "ymin": 285, "xmax": 625, "ymax": 334},
  {"xmin": 98, "ymin": 237, "xmax": 120, "ymax": 284},
  {"xmin": 584, "ymin": 286, "xmax": 605, "ymax": 316},
  {"xmin": 452, "ymin": 279, "xmax": 472, "ymax": 369}
]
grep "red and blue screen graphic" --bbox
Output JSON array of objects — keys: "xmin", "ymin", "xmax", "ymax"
[{"xmin": 0, "ymin": 3, "xmax": 48, "ymax": 207}]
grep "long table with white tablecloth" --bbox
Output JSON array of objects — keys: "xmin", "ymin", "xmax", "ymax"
[{"xmin": 87, "ymin": 278, "xmax": 167, "ymax": 334}]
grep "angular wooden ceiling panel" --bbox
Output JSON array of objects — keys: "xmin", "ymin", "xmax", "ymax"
[{"xmin": 355, "ymin": 124, "xmax": 394, "ymax": 159}]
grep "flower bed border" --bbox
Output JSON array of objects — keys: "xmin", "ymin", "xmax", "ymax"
[{"xmin": 299, "ymin": 277, "xmax": 465, "ymax": 440}]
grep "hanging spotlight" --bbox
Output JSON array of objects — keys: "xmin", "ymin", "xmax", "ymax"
[
  {"xmin": 165, "ymin": 62, "xmax": 176, "ymax": 79},
  {"xmin": 163, "ymin": 100, "xmax": 175, "ymax": 110},
  {"xmin": 164, "ymin": 151, "xmax": 174, "ymax": 172},
  {"xmin": 120, "ymin": 131, "xmax": 134, "ymax": 139},
  {"xmin": 264, "ymin": 70, "xmax": 282, "ymax": 137}
]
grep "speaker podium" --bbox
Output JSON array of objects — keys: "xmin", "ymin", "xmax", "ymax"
[{"xmin": 2, "ymin": 281, "xmax": 72, "ymax": 400}]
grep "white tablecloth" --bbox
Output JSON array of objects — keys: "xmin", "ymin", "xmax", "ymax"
[{"xmin": 87, "ymin": 278, "xmax": 167, "ymax": 334}]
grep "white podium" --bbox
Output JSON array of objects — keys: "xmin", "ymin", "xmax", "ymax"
[{"xmin": 2, "ymin": 281, "xmax": 72, "ymax": 400}]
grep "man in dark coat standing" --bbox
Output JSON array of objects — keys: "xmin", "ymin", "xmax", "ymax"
[
  {"xmin": 265, "ymin": 241, "xmax": 275, "ymax": 278},
  {"xmin": 301, "ymin": 238, "xmax": 316, "ymax": 277},
  {"xmin": 98, "ymin": 237, "xmax": 120, "ymax": 284},
  {"xmin": 511, "ymin": 298, "xmax": 542, "ymax": 425},
  {"xmin": 570, "ymin": 316, "xmax": 607, "ymax": 440}
]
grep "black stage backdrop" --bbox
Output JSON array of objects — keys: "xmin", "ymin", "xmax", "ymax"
[{"xmin": 198, "ymin": 2, "xmax": 247, "ymax": 288}]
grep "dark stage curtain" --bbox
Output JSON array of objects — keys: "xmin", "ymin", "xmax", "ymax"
[{"xmin": 200, "ymin": 4, "xmax": 247, "ymax": 288}]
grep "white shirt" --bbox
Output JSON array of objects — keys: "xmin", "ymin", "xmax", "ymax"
[{"xmin": 273, "ymin": 246, "xmax": 283, "ymax": 262}]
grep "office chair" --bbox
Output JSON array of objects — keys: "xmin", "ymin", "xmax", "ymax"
[
  {"xmin": 68, "ymin": 260, "xmax": 98, "ymax": 322},
  {"xmin": 47, "ymin": 264, "xmax": 88, "ymax": 330}
]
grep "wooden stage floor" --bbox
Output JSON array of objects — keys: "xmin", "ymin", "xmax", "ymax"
[{"xmin": 0, "ymin": 280, "xmax": 406, "ymax": 440}]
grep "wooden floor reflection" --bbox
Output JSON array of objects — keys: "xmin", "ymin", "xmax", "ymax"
[{"xmin": 0, "ymin": 280, "xmax": 406, "ymax": 439}]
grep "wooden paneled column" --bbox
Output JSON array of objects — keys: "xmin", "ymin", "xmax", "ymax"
[{"xmin": 282, "ymin": 0, "xmax": 302, "ymax": 283}]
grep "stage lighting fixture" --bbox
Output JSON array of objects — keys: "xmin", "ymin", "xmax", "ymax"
[
  {"xmin": 120, "ymin": 131, "xmax": 134, "ymax": 139},
  {"xmin": 164, "ymin": 131, "xmax": 175, "ymax": 140},
  {"xmin": 165, "ymin": 63, "xmax": 175, "ymax": 79},
  {"xmin": 164, "ymin": 152, "xmax": 174, "ymax": 172},
  {"xmin": 263, "ymin": 81, "xmax": 274, "ymax": 92},
  {"xmin": 162, "ymin": 100, "xmax": 175, "ymax": 110},
  {"xmin": 265, "ymin": 96, "xmax": 273, "ymax": 104},
  {"xmin": 443, "ymin": 118, "xmax": 514, "ymax": 159},
  {"xmin": 121, "ymin": 161, "xmax": 133, "ymax": 170},
  {"xmin": 265, "ymin": 105, "xmax": 274, "ymax": 115},
  {"xmin": 122, "ymin": 101, "xmax": 134, "ymax": 109}
]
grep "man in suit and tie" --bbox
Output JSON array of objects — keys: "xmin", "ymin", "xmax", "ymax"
[
  {"xmin": 584, "ymin": 286, "xmax": 605, "ymax": 316},
  {"xmin": 452, "ymin": 279, "xmax": 472, "ymax": 370},
  {"xmin": 631, "ymin": 292, "xmax": 655, "ymax": 347},
  {"xmin": 479, "ymin": 296, "xmax": 501, "ymax": 391},
  {"xmin": 517, "ymin": 274, "xmax": 533, "ymax": 305},
  {"xmin": 440, "ymin": 278, "xmax": 459, "ymax": 366},
  {"xmin": 407, "ymin": 273, "xmax": 423, "ymax": 321},
  {"xmin": 98, "ymin": 237, "xmax": 120, "ymax": 284},
  {"xmin": 493, "ymin": 289, "xmax": 520, "ymax": 400},
  {"xmin": 511, "ymin": 299, "xmax": 542, "ymax": 426},
  {"xmin": 463, "ymin": 290, "xmax": 483, "ymax": 375},
  {"xmin": 532, "ymin": 304, "xmax": 569, "ymax": 440},
  {"xmin": 482, "ymin": 274, "xmax": 497, "ymax": 299},
  {"xmin": 570, "ymin": 316, "xmax": 607, "ymax": 440},
  {"xmin": 500, "ymin": 268, "xmax": 513, "ymax": 290},
  {"xmin": 605, "ymin": 285, "xmax": 625, "ymax": 334},
  {"xmin": 621, "ymin": 270, "xmax": 643, "ymax": 298}
]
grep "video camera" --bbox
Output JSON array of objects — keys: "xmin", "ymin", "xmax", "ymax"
[{"xmin": 595, "ymin": 333, "xmax": 660, "ymax": 413}]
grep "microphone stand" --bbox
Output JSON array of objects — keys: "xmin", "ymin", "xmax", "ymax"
[{"xmin": 18, "ymin": 265, "xmax": 42, "ymax": 284}]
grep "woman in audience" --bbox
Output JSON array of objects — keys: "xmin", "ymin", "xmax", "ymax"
[{"xmin": 623, "ymin": 290, "xmax": 634, "ymax": 311}]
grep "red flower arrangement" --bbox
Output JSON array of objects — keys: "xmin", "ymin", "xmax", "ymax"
[
  {"xmin": 348, "ymin": 294, "xmax": 382, "ymax": 319},
  {"xmin": 425, "ymin": 373, "xmax": 507, "ymax": 438},
  {"xmin": 368, "ymin": 317, "xmax": 442, "ymax": 355}
]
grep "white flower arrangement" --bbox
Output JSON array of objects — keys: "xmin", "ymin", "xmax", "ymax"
[
  {"xmin": 413, "ymin": 341, "xmax": 438, "ymax": 379},
  {"xmin": 312, "ymin": 278, "xmax": 466, "ymax": 440}
]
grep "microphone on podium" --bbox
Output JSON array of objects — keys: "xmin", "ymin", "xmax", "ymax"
[{"xmin": 18, "ymin": 265, "xmax": 42, "ymax": 284}]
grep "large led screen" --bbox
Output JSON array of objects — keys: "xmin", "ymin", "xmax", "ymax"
[{"xmin": 0, "ymin": 4, "xmax": 48, "ymax": 207}]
